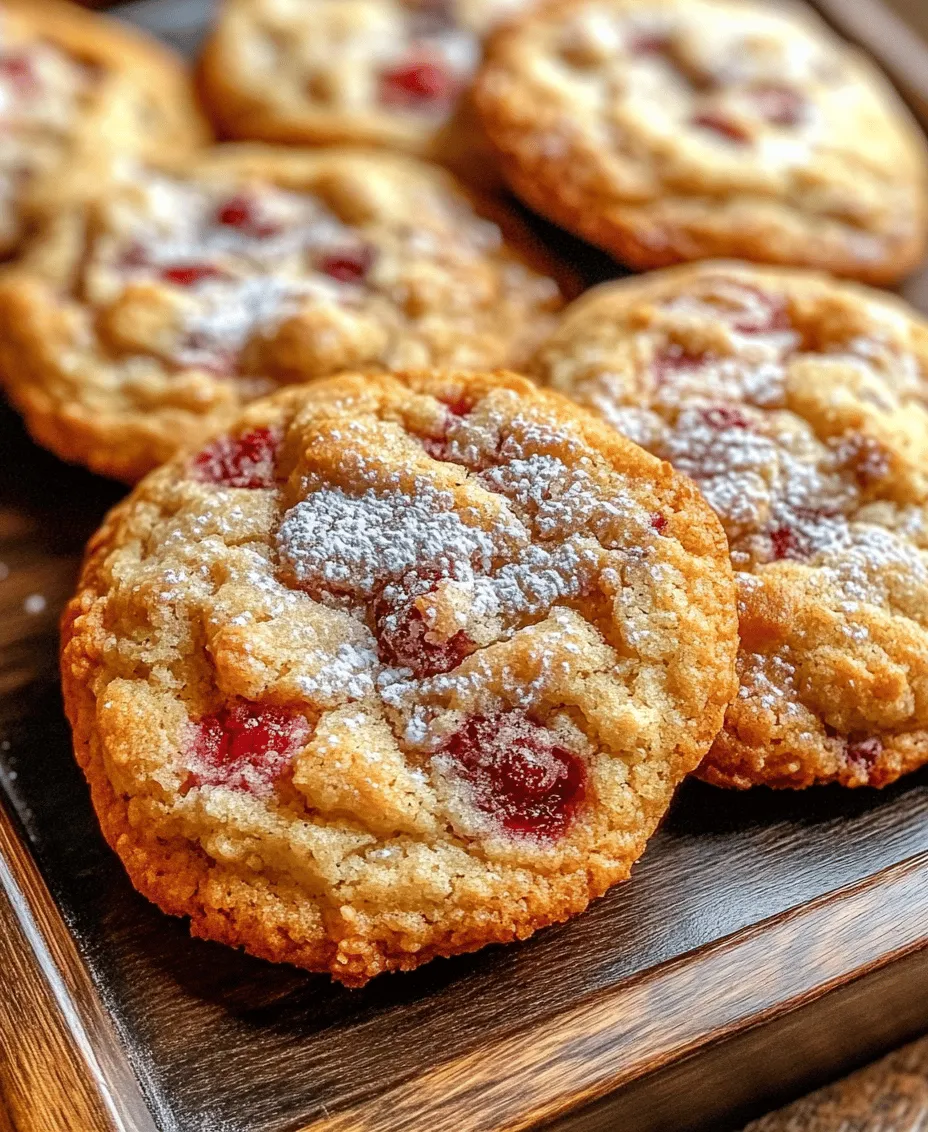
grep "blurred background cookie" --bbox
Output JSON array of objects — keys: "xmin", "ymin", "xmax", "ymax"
[
  {"xmin": 199, "ymin": 0, "xmax": 537, "ymax": 187},
  {"xmin": 532, "ymin": 260, "xmax": 928, "ymax": 788},
  {"xmin": 0, "ymin": 144, "xmax": 567, "ymax": 482},
  {"xmin": 475, "ymin": 0, "xmax": 928, "ymax": 283},
  {"xmin": 0, "ymin": 0, "xmax": 209, "ymax": 260}
]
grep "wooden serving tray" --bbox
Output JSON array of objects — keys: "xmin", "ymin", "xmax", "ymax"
[{"xmin": 1, "ymin": 3, "xmax": 927, "ymax": 1131}]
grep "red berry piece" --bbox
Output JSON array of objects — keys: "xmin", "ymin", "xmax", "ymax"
[
  {"xmin": 161, "ymin": 264, "xmax": 226, "ymax": 287},
  {"xmin": 700, "ymin": 405, "xmax": 751, "ymax": 430},
  {"xmin": 627, "ymin": 30, "xmax": 671, "ymax": 55},
  {"xmin": 0, "ymin": 52, "xmax": 39, "ymax": 96},
  {"xmin": 770, "ymin": 525, "xmax": 801, "ymax": 561},
  {"xmin": 651, "ymin": 346, "xmax": 708, "ymax": 384},
  {"xmin": 317, "ymin": 244, "xmax": 376, "ymax": 284},
  {"xmin": 215, "ymin": 194, "xmax": 281, "ymax": 238},
  {"xmin": 374, "ymin": 583, "xmax": 472, "ymax": 677},
  {"xmin": 193, "ymin": 427, "xmax": 280, "ymax": 489},
  {"xmin": 380, "ymin": 52, "xmax": 457, "ymax": 108},
  {"xmin": 751, "ymin": 84, "xmax": 805, "ymax": 127},
  {"xmin": 846, "ymin": 734, "xmax": 883, "ymax": 769},
  {"xmin": 120, "ymin": 242, "xmax": 150, "ymax": 270},
  {"xmin": 438, "ymin": 712, "xmax": 586, "ymax": 841},
  {"xmin": 691, "ymin": 111, "xmax": 751, "ymax": 145},
  {"xmin": 185, "ymin": 702, "xmax": 311, "ymax": 794},
  {"xmin": 650, "ymin": 512, "xmax": 668, "ymax": 533}
]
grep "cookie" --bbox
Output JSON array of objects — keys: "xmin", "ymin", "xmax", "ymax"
[
  {"xmin": 0, "ymin": 0, "xmax": 208, "ymax": 259},
  {"xmin": 199, "ymin": 0, "xmax": 533, "ymax": 183},
  {"xmin": 475, "ymin": 0, "xmax": 928, "ymax": 283},
  {"xmin": 532, "ymin": 260, "xmax": 928, "ymax": 788},
  {"xmin": 0, "ymin": 145, "xmax": 566, "ymax": 483},
  {"xmin": 61, "ymin": 368, "xmax": 738, "ymax": 985}
]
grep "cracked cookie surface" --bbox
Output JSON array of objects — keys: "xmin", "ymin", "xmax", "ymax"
[
  {"xmin": 475, "ymin": 0, "xmax": 928, "ymax": 282},
  {"xmin": 533, "ymin": 261, "xmax": 928, "ymax": 788},
  {"xmin": 0, "ymin": 0, "xmax": 207, "ymax": 259},
  {"xmin": 0, "ymin": 145, "xmax": 564, "ymax": 482},
  {"xmin": 61, "ymin": 369, "xmax": 737, "ymax": 984}
]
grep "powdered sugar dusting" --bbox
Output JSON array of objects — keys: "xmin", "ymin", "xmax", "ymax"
[{"xmin": 278, "ymin": 483, "xmax": 511, "ymax": 596}]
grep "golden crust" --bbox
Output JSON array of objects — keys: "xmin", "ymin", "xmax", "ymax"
[
  {"xmin": 532, "ymin": 260, "xmax": 928, "ymax": 788},
  {"xmin": 0, "ymin": 144, "xmax": 568, "ymax": 483},
  {"xmin": 475, "ymin": 0, "xmax": 928, "ymax": 284},
  {"xmin": 0, "ymin": 0, "xmax": 209, "ymax": 254},
  {"xmin": 61, "ymin": 369, "xmax": 738, "ymax": 984}
]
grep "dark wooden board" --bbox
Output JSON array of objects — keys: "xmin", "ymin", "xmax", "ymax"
[{"xmin": 1, "ymin": 2, "xmax": 927, "ymax": 1131}]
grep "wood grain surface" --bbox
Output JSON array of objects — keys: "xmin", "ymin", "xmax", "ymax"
[
  {"xmin": 0, "ymin": 812, "xmax": 159, "ymax": 1132},
  {"xmin": 306, "ymin": 852, "xmax": 928, "ymax": 1132}
]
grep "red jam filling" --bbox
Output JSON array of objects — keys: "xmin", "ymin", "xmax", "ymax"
[
  {"xmin": 317, "ymin": 244, "xmax": 376, "ymax": 284},
  {"xmin": 0, "ymin": 52, "xmax": 39, "ymax": 96},
  {"xmin": 438, "ymin": 711, "xmax": 586, "ymax": 841},
  {"xmin": 751, "ymin": 84, "xmax": 805, "ymax": 127},
  {"xmin": 215, "ymin": 193, "xmax": 282, "ymax": 238},
  {"xmin": 846, "ymin": 734, "xmax": 883, "ymax": 768},
  {"xmin": 700, "ymin": 405, "xmax": 752, "ymax": 430},
  {"xmin": 380, "ymin": 52, "xmax": 457, "ymax": 108},
  {"xmin": 769, "ymin": 525, "xmax": 801, "ymax": 561},
  {"xmin": 185, "ymin": 703, "xmax": 310, "ymax": 793},
  {"xmin": 371, "ymin": 575, "xmax": 470, "ymax": 670},
  {"xmin": 160, "ymin": 264, "xmax": 226, "ymax": 287},
  {"xmin": 651, "ymin": 346, "xmax": 708, "ymax": 384},
  {"xmin": 374, "ymin": 581, "xmax": 473, "ymax": 677},
  {"xmin": 650, "ymin": 512, "xmax": 668, "ymax": 533},
  {"xmin": 627, "ymin": 30, "xmax": 672, "ymax": 55},
  {"xmin": 192, "ymin": 427, "xmax": 280, "ymax": 489},
  {"xmin": 691, "ymin": 110, "xmax": 751, "ymax": 145}
]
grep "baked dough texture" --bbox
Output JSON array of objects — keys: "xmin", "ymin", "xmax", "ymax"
[
  {"xmin": 475, "ymin": 0, "xmax": 928, "ymax": 283},
  {"xmin": 0, "ymin": 145, "xmax": 565, "ymax": 482},
  {"xmin": 61, "ymin": 369, "xmax": 738, "ymax": 984},
  {"xmin": 533, "ymin": 261, "xmax": 928, "ymax": 788}
]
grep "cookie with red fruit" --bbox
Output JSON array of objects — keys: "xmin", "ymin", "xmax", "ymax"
[
  {"xmin": 61, "ymin": 369, "xmax": 738, "ymax": 985},
  {"xmin": 475, "ymin": 0, "xmax": 928, "ymax": 283},
  {"xmin": 0, "ymin": 0, "xmax": 208, "ymax": 260},
  {"xmin": 0, "ymin": 145, "xmax": 566, "ymax": 483},
  {"xmin": 532, "ymin": 260, "xmax": 928, "ymax": 788},
  {"xmin": 199, "ymin": 0, "xmax": 535, "ymax": 187}
]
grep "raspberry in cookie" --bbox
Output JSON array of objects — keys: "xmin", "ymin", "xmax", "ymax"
[
  {"xmin": 61, "ymin": 369, "xmax": 738, "ymax": 985},
  {"xmin": 0, "ymin": 0, "xmax": 208, "ymax": 259},
  {"xmin": 0, "ymin": 146, "xmax": 565, "ymax": 483},
  {"xmin": 475, "ymin": 0, "xmax": 928, "ymax": 283},
  {"xmin": 532, "ymin": 260, "xmax": 928, "ymax": 788},
  {"xmin": 199, "ymin": 0, "xmax": 534, "ymax": 183}
]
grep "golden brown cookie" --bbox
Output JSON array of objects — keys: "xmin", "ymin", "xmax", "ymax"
[
  {"xmin": 61, "ymin": 368, "xmax": 738, "ymax": 985},
  {"xmin": 0, "ymin": 0, "xmax": 209, "ymax": 259},
  {"xmin": 199, "ymin": 0, "xmax": 534, "ymax": 185},
  {"xmin": 0, "ymin": 144, "xmax": 566, "ymax": 483},
  {"xmin": 533, "ymin": 260, "xmax": 928, "ymax": 788},
  {"xmin": 475, "ymin": 0, "xmax": 928, "ymax": 283}
]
